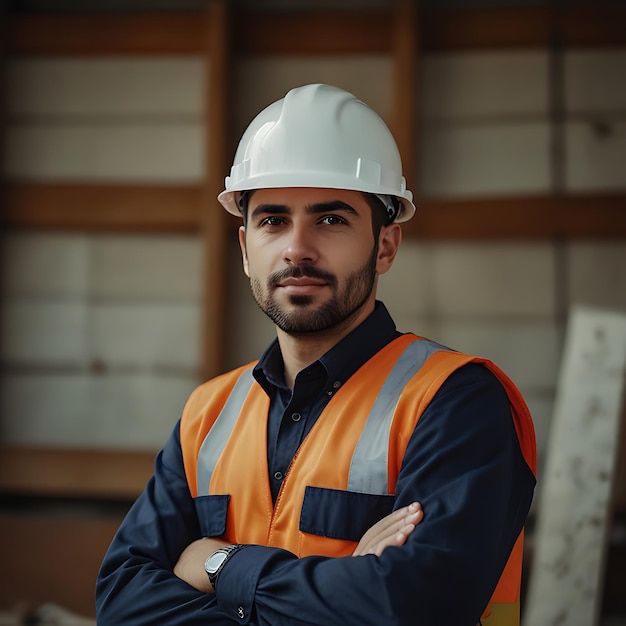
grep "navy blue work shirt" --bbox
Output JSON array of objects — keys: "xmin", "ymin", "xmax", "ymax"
[{"xmin": 96, "ymin": 302, "xmax": 536, "ymax": 626}]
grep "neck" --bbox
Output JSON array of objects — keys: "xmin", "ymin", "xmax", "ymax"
[{"xmin": 276, "ymin": 299, "xmax": 375, "ymax": 389}]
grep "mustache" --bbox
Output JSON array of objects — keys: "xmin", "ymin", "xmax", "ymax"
[{"xmin": 268, "ymin": 265, "xmax": 338, "ymax": 289}]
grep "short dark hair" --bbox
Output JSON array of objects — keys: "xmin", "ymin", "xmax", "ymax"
[{"xmin": 361, "ymin": 193, "xmax": 396, "ymax": 238}]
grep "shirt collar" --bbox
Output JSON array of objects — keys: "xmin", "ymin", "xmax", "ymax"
[{"xmin": 253, "ymin": 301, "xmax": 400, "ymax": 396}]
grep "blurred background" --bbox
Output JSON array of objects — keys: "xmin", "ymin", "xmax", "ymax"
[{"xmin": 0, "ymin": 0, "xmax": 625, "ymax": 623}]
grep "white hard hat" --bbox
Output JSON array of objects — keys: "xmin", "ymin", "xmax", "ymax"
[{"xmin": 218, "ymin": 83, "xmax": 416, "ymax": 222}]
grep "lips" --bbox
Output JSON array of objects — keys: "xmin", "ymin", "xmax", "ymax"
[
  {"xmin": 278, "ymin": 277, "xmax": 327, "ymax": 288},
  {"xmin": 277, "ymin": 276, "xmax": 328, "ymax": 295},
  {"xmin": 269, "ymin": 266, "xmax": 338, "ymax": 291}
]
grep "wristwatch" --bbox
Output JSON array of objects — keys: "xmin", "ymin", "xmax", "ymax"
[{"xmin": 205, "ymin": 544, "xmax": 244, "ymax": 590}]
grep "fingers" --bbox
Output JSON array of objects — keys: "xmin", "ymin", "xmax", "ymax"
[
  {"xmin": 352, "ymin": 502, "xmax": 423, "ymax": 557},
  {"xmin": 374, "ymin": 502, "xmax": 422, "ymax": 533}
]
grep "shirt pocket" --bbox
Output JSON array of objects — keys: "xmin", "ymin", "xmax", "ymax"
[
  {"xmin": 299, "ymin": 486, "xmax": 395, "ymax": 556},
  {"xmin": 193, "ymin": 494, "xmax": 230, "ymax": 537}
]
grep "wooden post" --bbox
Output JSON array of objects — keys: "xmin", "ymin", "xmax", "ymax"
[
  {"xmin": 391, "ymin": 0, "xmax": 419, "ymax": 198},
  {"xmin": 201, "ymin": 0, "xmax": 232, "ymax": 381}
]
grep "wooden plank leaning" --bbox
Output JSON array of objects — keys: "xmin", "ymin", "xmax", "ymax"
[{"xmin": 523, "ymin": 306, "xmax": 626, "ymax": 626}]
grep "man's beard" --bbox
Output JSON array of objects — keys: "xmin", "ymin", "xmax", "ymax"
[{"xmin": 250, "ymin": 248, "xmax": 378, "ymax": 335}]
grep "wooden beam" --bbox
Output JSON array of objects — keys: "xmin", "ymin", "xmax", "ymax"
[
  {"xmin": 237, "ymin": 11, "xmax": 392, "ymax": 56},
  {"xmin": 6, "ymin": 13, "xmax": 205, "ymax": 56},
  {"xmin": 201, "ymin": 0, "xmax": 231, "ymax": 380},
  {"xmin": 404, "ymin": 193, "xmax": 626, "ymax": 240},
  {"xmin": 0, "ymin": 444, "xmax": 154, "ymax": 498},
  {"xmin": 421, "ymin": 5, "xmax": 626, "ymax": 51},
  {"xmin": 421, "ymin": 6, "xmax": 553, "ymax": 51},
  {"xmin": 4, "ymin": 184, "xmax": 626, "ymax": 240},
  {"xmin": 2, "ymin": 183, "xmax": 202, "ymax": 232},
  {"xmin": 561, "ymin": 5, "xmax": 626, "ymax": 48},
  {"xmin": 6, "ymin": 7, "xmax": 625, "ymax": 57}
]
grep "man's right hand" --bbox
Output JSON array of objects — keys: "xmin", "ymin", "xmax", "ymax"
[{"xmin": 352, "ymin": 502, "xmax": 423, "ymax": 557}]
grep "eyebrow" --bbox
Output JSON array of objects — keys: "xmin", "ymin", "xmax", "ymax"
[{"xmin": 250, "ymin": 200, "xmax": 361, "ymax": 221}]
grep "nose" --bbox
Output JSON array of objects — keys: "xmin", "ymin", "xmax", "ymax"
[{"xmin": 282, "ymin": 223, "xmax": 318, "ymax": 265}]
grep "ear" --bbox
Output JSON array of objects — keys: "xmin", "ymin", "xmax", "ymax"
[
  {"xmin": 238, "ymin": 226, "xmax": 250, "ymax": 277},
  {"xmin": 375, "ymin": 223, "xmax": 402, "ymax": 275}
]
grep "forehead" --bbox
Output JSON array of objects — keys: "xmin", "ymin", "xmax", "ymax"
[{"xmin": 248, "ymin": 187, "xmax": 369, "ymax": 212}]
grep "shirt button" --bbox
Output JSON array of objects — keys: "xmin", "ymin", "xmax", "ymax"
[
  {"xmin": 291, "ymin": 412, "xmax": 302, "ymax": 422},
  {"xmin": 333, "ymin": 380, "xmax": 341, "ymax": 389},
  {"xmin": 274, "ymin": 471, "xmax": 284, "ymax": 481}
]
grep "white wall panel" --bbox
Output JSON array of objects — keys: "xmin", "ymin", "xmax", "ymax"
[
  {"xmin": 430, "ymin": 319, "xmax": 561, "ymax": 390},
  {"xmin": 565, "ymin": 50, "xmax": 626, "ymax": 113},
  {"xmin": 377, "ymin": 242, "xmax": 436, "ymax": 317},
  {"xmin": 224, "ymin": 239, "xmax": 275, "ymax": 370},
  {"xmin": 0, "ymin": 374, "xmax": 92, "ymax": 445},
  {"xmin": 234, "ymin": 56, "xmax": 393, "ymax": 131},
  {"xmin": 1, "ymin": 231, "xmax": 204, "ymax": 448},
  {"xmin": 5, "ymin": 123, "xmax": 204, "ymax": 181},
  {"xmin": 89, "ymin": 374, "xmax": 197, "ymax": 449},
  {"xmin": 567, "ymin": 241, "xmax": 626, "ymax": 311},
  {"xmin": 92, "ymin": 303, "xmax": 201, "ymax": 371},
  {"xmin": 1, "ymin": 233, "xmax": 90, "ymax": 297},
  {"xmin": 428, "ymin": 242, "xmax": 555, "ymax": 317},
  {"xmin": 7, "ymin": 58, "xmax": 205, "ymax": 117},
  {"xmin": 5, "ymin": 57, "xmax": 206, "ymax": 182},
  {"xmin": 419, "ymin": 123, "xmax": 551, "ymax": 197},
  {"xmin": 371, "ymin": 311, "xmax": 560, "ymax": 394},
  {"xmin": 566, "ymin": 121, "xmax": 626, "ymax": 191},
  {"xmin": 0, "ymin": 373, "xmax": 197, "ymax": 449},
  {"xmin": 90, "ymin": 234, "xmax": 203, "ymax": 300},
  {"xmin": 421, "ymin": 51, "xmax": 549, "ymax": 119},
  {"xmin": 1, "ymin": 301, "xmax": 88, "ymax": 366}
]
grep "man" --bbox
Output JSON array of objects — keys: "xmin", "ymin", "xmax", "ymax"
[{"xmin": 96, "ymin": 84, "xmax": 536, "ymax": 625}]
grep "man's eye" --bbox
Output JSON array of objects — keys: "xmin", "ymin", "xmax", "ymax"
[
  {"xmin": 320, "ymin": 215, "xmax": 345, "ymax": 225},
  {"xmin": 261, "ymin": 216, "xmax": 285, "ymax": 226}
]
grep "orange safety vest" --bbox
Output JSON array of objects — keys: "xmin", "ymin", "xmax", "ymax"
[{"xmin": 180, "ymin": 334, "xmax": 536, "ymax": 625}]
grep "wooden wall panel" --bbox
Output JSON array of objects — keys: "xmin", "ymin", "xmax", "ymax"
[
  {"xmin": 5, "ymin": 184, "xmax": 624, "ymax": 240},
  {"xmin": 6, "ymin": 7, "xmax": 626, "ymax": 57},
  {"xmin": 6, "ymin": 13, "xmax": 205, "ymax": 56},
  {"xmin": 0, "ymin": 446, "xmax": 154, "ymax": 498},
  {"xmin": 3, "ymin": 183, "xmax": 201, "ymax": 232},
  {"xmin": 404, "ymin": 193, "xmax": 626, "ymax": 240},
  {"xmin": 0, "ymin": 512, "xmax": 120, "ymax": 617}
]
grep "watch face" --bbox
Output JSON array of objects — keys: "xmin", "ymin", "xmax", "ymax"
[{"xmin": 206, "ymin": 551, "xmax": 229, "ymax": 575}]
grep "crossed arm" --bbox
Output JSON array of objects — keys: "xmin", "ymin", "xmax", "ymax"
[{"xmin": 173, "ymin": 502, "xmax": 424, "ymax": 593}]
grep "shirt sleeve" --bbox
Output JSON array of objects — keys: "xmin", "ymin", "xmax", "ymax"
[
  {"xmin": 95, "ymin": 422, "xmax": 235, "ymax": 625},
  {"xmin": 216, "ymin": 363, "xmax": 536, "ymax": 626}
]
